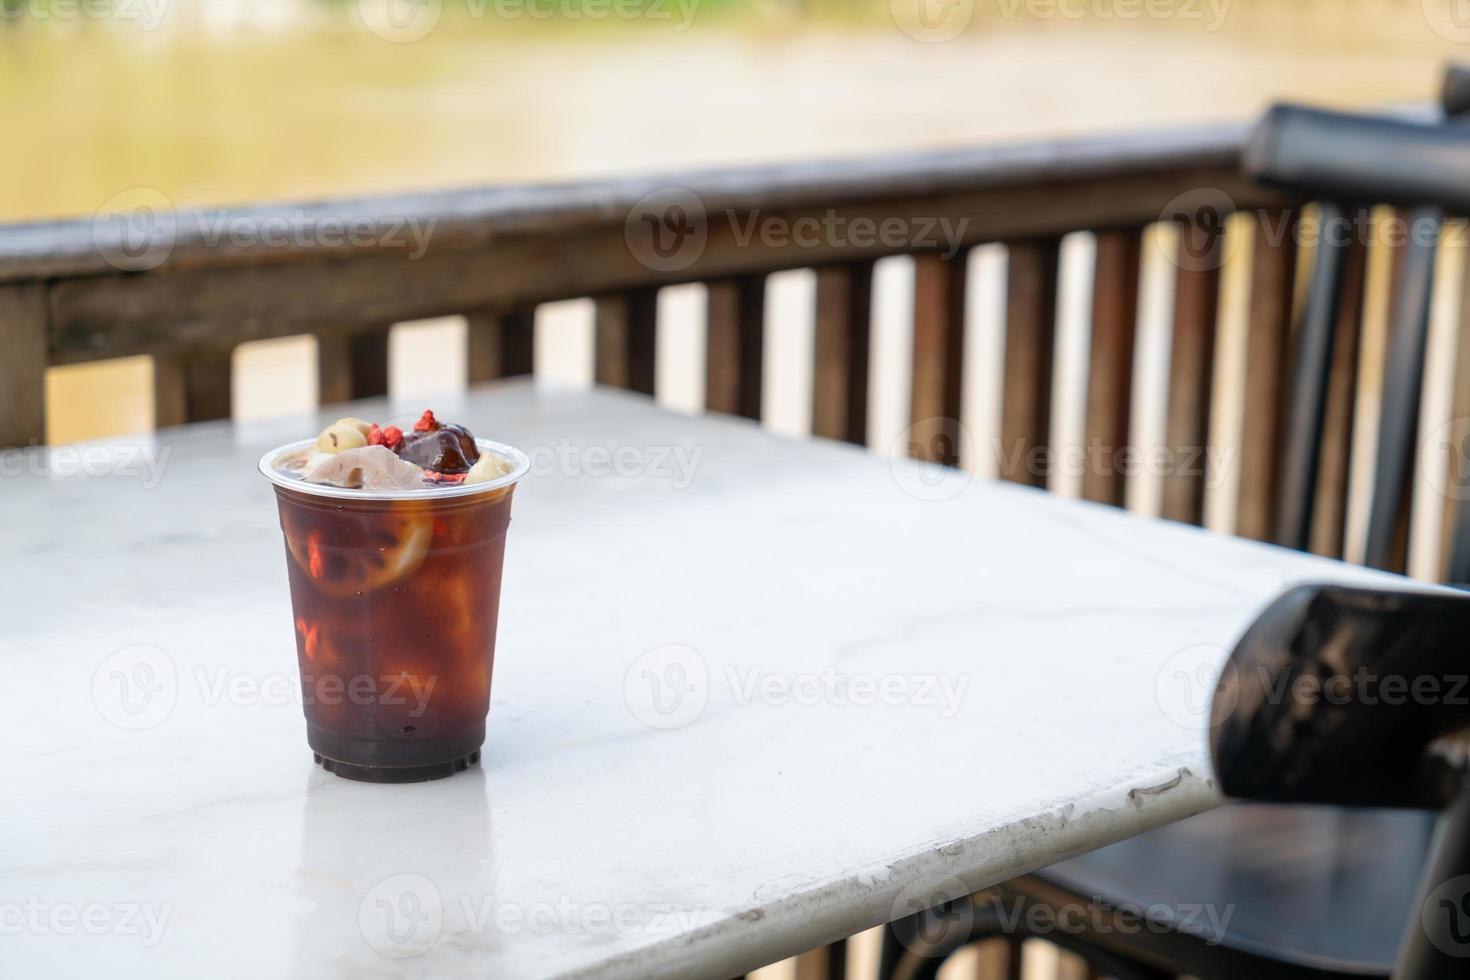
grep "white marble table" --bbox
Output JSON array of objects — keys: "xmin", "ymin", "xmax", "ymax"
[{"xmin": 1, "ymin": 382, "xmax": 1402, "ymax": 979}]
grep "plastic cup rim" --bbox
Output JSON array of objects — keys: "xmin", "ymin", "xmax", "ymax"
[{"xmin": 258, "ymin": 437, "xmax": 531, "ymax": 501}]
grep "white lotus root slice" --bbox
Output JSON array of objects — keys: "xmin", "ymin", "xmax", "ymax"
[{"xmin": 305, "ymin": 445, "xmax": 426, "ymax": 490}]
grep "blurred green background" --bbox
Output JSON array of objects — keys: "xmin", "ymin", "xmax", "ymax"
[{"xmin": 3, "ymin": 0, "xmax": 1456, "ymax": 223}]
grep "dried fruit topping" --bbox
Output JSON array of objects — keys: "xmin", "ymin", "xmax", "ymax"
[
  {"xmin": 280, "ymin": 408, "xmax": 496, "ymax": 488},
  {"xmin": 366, "ymin": 423, "xmax": 404, "ymax": 449},
  {"xmin": 396, "ymin": 415, "xmax": 480, "ymax": 475},
  {"xmin": 295, "ymin": 617, "xmax": 320, "ymax": 661},
  {"xmin": 307, "ymin": 531, "xmax": 325, "ymax": 579}
]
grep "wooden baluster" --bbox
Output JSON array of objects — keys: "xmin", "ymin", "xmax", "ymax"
[
  {"xmin": 153, "ymin": 349, "xmax": 233, "ymax": 428},
  {"xmin": 1364, "ymin": 205, "xmax": 1441, "ymax": 573},
  {"xmin": 792, "ymin": 939, "xmax": 845, "ymax": 980},
  {"xmin": 1309, "ymin": 233, "xmax": 1369, "ymax": 560},
  {"xmin": 594, "ymin": 289, "xmax": 658, "ymax": 395},
  {"xmin": 466, "ymin": 309, "xmax": 535, "ymax": 384},
  {"xmin": 706, "ymin": 276, "xmax": 765, "ymax": 420},
  {"xmin": 1082, "ymin": 228, "xmax": 1142, "ymax": 507},
  {"xmin": 812, "ymin": 262, "xmax": 873, "ymax": 446},
  {"xmin": 0, "ymin": 284, "xmax": 48, "ymax": 447},
  {"xmin": 1443, "ymin": 238, "xmax": 1470, "ymax": 583},
  {"xmin": 1055, "ymin": 949, "xmax": 1092, "ymax": 980},
  {"xmin": 1000, "ymin": 239, "xmax": 1060, "ymax": 487},
  {"xmin": 317, "ymin": 326, "xmax": 391, "ymax": 405},
  {"xmin": 909, "ymin": 252, "xmax": 968, "ymax": 464},
  {"xmin": 1161, "ymin": 220, "xmax": 1224, "ymax": 526},
  {"xmin": 1236, "ymin": 210, "xmax": 1300, "ymax": 541},
  {"xmin": 973, "ymin": 937, "xmax": 1014, "ymax": 980}
]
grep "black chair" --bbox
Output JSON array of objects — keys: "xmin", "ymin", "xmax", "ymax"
[{"xmin": 880, "ymin": 75, "xmax": 1470, "ymax": 980}]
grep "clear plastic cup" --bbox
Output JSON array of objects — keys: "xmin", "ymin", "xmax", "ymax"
[{"xmin": 259, "ymin": 438, "xmax": 529, "ymax": 782}]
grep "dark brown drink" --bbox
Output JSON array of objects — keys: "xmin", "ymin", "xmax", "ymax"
[{"xmin": 261, "ymin": 426, "xmax": 527, "ymax": 783}]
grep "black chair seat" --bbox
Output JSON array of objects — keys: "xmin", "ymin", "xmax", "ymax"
[{"xmin": 1028, "ymin": 804, "xmax": 1436, "ymax": 977}]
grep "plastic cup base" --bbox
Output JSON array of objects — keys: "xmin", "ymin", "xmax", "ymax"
[{"xmin": 312, "ymin": 749, "xmax": 482, "ymax": 783}]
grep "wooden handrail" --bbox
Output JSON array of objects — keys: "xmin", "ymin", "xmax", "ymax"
[{"xmin": 4, "ymin": 121, "xmax": 1260, "ymax": 284}]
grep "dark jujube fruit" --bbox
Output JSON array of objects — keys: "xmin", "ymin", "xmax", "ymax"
[{"xmin": 397, "ymin": 423, "xmax": 481, "ymax": 474}]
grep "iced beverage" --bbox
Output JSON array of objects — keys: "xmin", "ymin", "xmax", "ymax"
[{"xmin": 259, "ymin": 411, "xmax": 529, "ymax": 782}]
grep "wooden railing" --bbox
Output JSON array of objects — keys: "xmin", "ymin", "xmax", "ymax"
[
  {"xmin": 0, "ymin": 120, "xmax": 1285, "ymax": 449},
  {"xmin": 7, "ymin": 110, "xmax": 1470, "ymax": 591}
]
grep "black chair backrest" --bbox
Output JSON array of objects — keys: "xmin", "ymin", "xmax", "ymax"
[
  {"xmin": 1247, "ymin": 97, "xmax": 1468, "ymax": 576},
  {"xmin": 1209, "ymin": 582, "xmax": 1470, "ymax": 980},
  {"xmin": 1210, "ymin": 583, "xmax": 1470, "ymax": 810}
]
